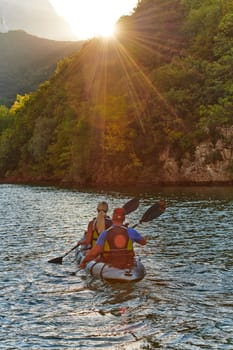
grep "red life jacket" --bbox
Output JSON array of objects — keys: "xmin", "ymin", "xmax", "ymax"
[{"xmin": 102, "ymin": 225, "xmax": 134, "ymax": 268}]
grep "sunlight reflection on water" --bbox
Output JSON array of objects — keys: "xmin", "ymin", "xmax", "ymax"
[{"xmin": 0, "ymin": 184, "xmax": 233, "ymax": 349}]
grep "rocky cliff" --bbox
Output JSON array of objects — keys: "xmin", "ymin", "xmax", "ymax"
[{"xmin": 159, "ymin": 127, "xmax": 233, "ymax": 184}]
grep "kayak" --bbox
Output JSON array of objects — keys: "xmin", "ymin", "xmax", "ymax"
[
  {"xmin": 75, "ymin": 246, "xmax": 146, "ymax": 283},
  {"xmin": 48, "ymin": 200, "xmax": 165, "ymax": 282}
]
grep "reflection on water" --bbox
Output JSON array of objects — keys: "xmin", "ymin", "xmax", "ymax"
[{"xmin": 0, "ymin": 184, "xmax": 233, "ymax": 349}]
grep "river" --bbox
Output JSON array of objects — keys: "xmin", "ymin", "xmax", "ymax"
[{"xmin": 0, "ymin": 184, "xmax": 232, "ymax": 349}]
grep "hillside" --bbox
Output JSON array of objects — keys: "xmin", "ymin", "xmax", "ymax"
[
  {"xmin": 0, "ymin": 0, "xmax": 76, "ymax": 41},
  {"xmin": 0, "ymin": 30, "xmax": 83, "ymax": 106},
  {"xmin": 0, "ymin": 0, "xmax": 233, "ymax": 187}
]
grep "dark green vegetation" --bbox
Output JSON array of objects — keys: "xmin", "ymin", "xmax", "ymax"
[
  {"xmin": 0, "ymin": 0, "xmax": 233, "ymax": 186},
  {"xmin": 0, "ymin": 30, "xmax": 83, "ymax": 106}
]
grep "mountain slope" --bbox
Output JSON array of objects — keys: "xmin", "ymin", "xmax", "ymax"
[
  {"xmin": 0, "ymin": 30, "xmax": 83, "ymax": 106},
  {"xmin": 0, "ymin": 0, "xmax": 76, "ymax": 41},
  {"xmin": 0, "ymin": 0, "xmax": 233, "ymax": 186}
]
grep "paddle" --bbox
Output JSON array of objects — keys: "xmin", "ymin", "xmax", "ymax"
[
  {"xmin": 48, "ymin": 245, "xmax": 78, "ymax": 265},
  {"xmin": 48, "ymin": 197, "xmax": 139, "ymax": 264},
  {"xmin": 122, "ymin": 197, "xmax": 139, "ymax": 215},
  {"xmin": 132, "ymin": 200, "xmax": 166, "ymax": 228}
]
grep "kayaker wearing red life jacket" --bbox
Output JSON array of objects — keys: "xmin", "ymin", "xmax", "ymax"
[
  {"xmin": 79, "ymin": 207, "xmax": 147, "ymax": 269},
  {"xmin": 78, "ymin": 201, "xmax": 112, "ymax": 248}
]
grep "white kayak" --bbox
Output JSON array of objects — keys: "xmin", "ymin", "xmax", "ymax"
[{"xmin": 75, "ymin": 247, "xmax": 146, "ymax": 283}]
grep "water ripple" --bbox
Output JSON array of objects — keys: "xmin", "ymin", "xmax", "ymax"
[{"xmin": 0, "ymin": 184, "xmax": 233, "ymax": 349}]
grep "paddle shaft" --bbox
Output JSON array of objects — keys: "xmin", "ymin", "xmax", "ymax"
[
  {"xmin": 48, "ymin": 244, "xmax": 79, "ymax": 264},
  {"xmin": 62, "ymin": 244, "xmax": 78, "ymax": 258}
]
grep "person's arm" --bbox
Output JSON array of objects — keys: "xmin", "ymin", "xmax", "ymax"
[
  {"xmin": 128, "ymin": 227, "xmax": 147, "ymax": 245},
  {"xmin": 138, "ymin": 236, "xmax": 147, "ymax": 245},
  {"xmin": 79, "ymin": 244, "xmax": 103, "ymax": 268},
  {"xmin": 79, "ymin": 229, "xmax": 107, "ymax": 268},
  {"xmin": 78, "ymin": 220, "xmax": 93, "ymax": 245}
]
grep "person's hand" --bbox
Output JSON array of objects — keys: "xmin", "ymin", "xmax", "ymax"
[
  {"xmin": 78, "ymin": 239, "xmax": 85, "ymax": 246},
  {"xmin": 79, "ymin": 260, "xmax": 86, "ymax": 269}
]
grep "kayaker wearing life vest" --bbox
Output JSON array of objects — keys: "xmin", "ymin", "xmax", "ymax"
[
  {"xmin": 78, "ymin": 201, "xmax": 112, "ymax": 248},
  {"xmin": 79, "ymin": 207, "xmax": 146, "ymax": 269}
]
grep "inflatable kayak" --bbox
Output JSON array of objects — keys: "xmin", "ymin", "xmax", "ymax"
[
  {"xmin": 48, "ymin": 200, "xmax": 166, "ymax": 283},
  {"xmin": 75, "ymin": 247, "xmax": 146, "ymax": 283}
]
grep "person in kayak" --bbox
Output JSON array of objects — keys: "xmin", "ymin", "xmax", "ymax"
[
  {"xmin": 78, "ymin": 201, "xmax": 112, "ymax": 248},
  {"xmin": 79, "ymin": 207, "xmax": 146, "ymax": 269}
]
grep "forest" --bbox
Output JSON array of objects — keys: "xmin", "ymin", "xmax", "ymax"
[{"xmin": 0, "ymin": 0, "xmax": 233, "ymax": 186}]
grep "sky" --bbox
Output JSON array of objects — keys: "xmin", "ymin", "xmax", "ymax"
[
  {"xmin": 0, "ymin": 0, "xmax": 77, "ymax": 41},
  {"xmin": 48, "ymin": 0, "xmax": 138, "ymax": 40}
]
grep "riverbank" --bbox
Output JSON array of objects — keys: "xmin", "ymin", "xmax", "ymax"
[
  {"xmin": 1, "ymin": 175, "xmax": 233, "ymax": 188},
  {"xmin": 1, "ymin": 174, "xmax": 233, "ymax": 194}
]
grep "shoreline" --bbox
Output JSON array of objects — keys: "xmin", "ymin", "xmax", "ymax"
[{"xmin": 1, "ymin": 176, "xmax": 233, "ymax": 191}]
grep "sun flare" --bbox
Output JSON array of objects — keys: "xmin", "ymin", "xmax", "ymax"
[{"xmin": 49, "ymin": 0, "xmax": 138, "ymax": 40}]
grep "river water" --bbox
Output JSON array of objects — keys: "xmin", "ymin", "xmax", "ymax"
[{"xmin": 0, "ymin": 184, "xmax": 232, "ymax": 349}]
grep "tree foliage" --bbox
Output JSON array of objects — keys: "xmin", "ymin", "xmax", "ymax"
[{"xmin": 0, "ymin": 0, "xmax": 232, "ymax": 185}]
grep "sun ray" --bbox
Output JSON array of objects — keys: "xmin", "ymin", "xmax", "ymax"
[
  {"xmin": 113, "ymin": 37, "xmax": 179, "ymax": 123},
  {"xmin": 65, "ymin": 0, "xmax": 183, "ymax": 135}
]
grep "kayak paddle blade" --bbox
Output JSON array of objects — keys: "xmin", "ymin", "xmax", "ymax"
[
  {"xmin": 140, "ymin": 200, "xmax": 166, "ymax": 223},
  {"xmin": 123, "ymin": 197, "xmax": 139, "ymax": 215},
  {"xmin": 48, "ymin": 256, "xmax": 63, "ymax": 264},
  {"xmin": 47, "ymin": 244, "xmax": 79, "ymax": 265}
]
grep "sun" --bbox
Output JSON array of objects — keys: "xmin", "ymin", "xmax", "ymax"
[
  {"xmin": 67, "ymin": 6, "xmax": 117, "ymax": 39},
  {"xmin": 49, "ymin": 0, "xmax": 138, "ymax": 40}
]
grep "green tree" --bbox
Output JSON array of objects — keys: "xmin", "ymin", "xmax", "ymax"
[{"xmin": 0, "ymin": 105, "xmax": 13, "ymax": 133}]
